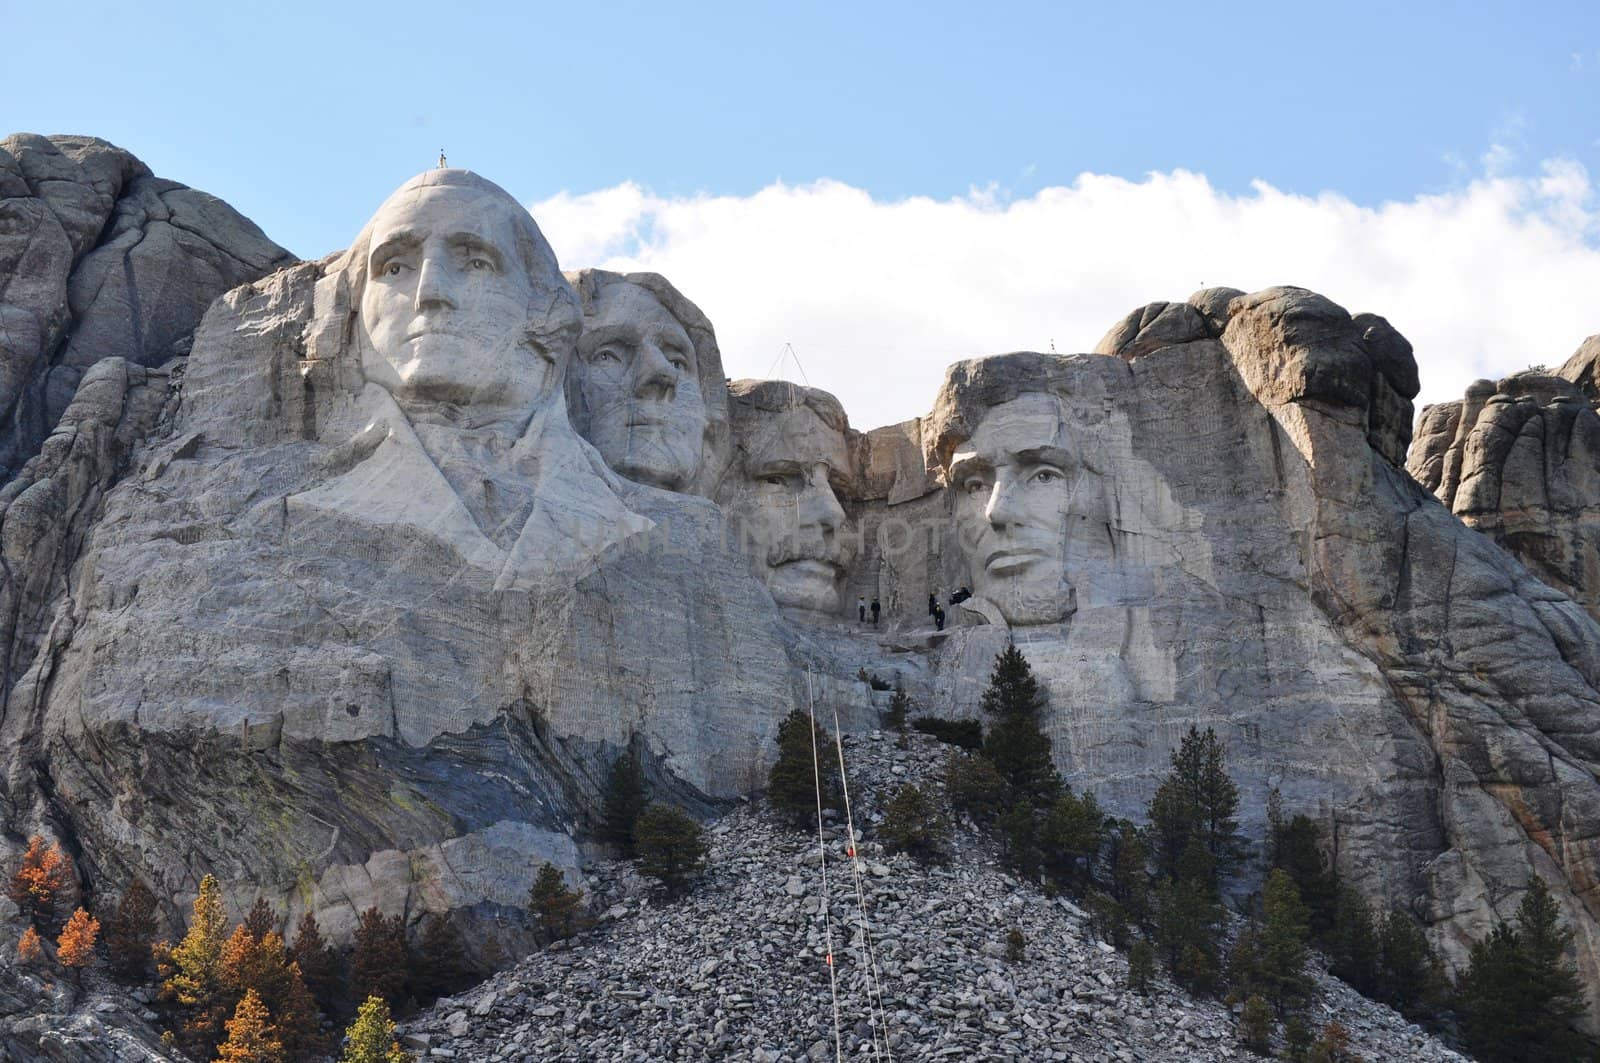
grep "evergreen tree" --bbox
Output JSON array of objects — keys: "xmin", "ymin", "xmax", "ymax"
[
  {"xmin": 997, "ymin": 800, "xmax": 1042, "ymax": 880},
  {"xmin": 219, "ymin": 925, "xmax": 325, "ymax": 1060},
  {"xmin": 1109, "ymin": 823, "xmax": 1153, "ymax": 930},
  {"xmin": 600, "ymin": 753, "xmax": 650, "ymax": 856},
  {"xmin": 1375, "ymin": 909, "xmax": 1446, "ymax": 1019},
  {"xmin": 943, "ymin": 752, "xmax": 1010, "ymax": 826},
  {"xmin": 1147, "ymin": 727, "xmax": 1241, "ymax": 884},
  {"xmin": 1456, "ymin": 880, "xmax": 1588, "ymax": 1063},
  {"xmin": 884, "ymin": 685, "xmax": 911, "ymax": 732},
  {"xmin": 980, "ymin": 646, "xmax": 1061, "ymax": 805},
  {"xmin": 1004, "ymin": 926, "xmax": 1026, "ymax": 963},
  {"xmin": 163, "ymin": 873, "xmax": 233, "ymax": 1056},
  {"xmin": 1126, "ymin": 939, "xmax": 1156, "ymax": 994},
  {"xmin": 1238, "ymin": 994, "xmax": 1274, "ymax": 1056},
  {"xmin": 1268, "ymin": 811, "xmax": 1338, "ymax": 939},
  {"xmin": 1039, "ymin": 788, "xmax": 1103, "ymax": 891},
  {"xmin": 633, "ymin": 804, "xmax": 708, "ymax": 898},
  {"xmin": 528, "ymin": 864, "xmax": 586, "ymax": 942},
  {"xmin": 1327, "ymin": 887, "xmax": 1378, "ymax": 996},
  {"xmin": 1282, "ymin": 1016, "xmax": 1314, "ymax": 1062},
  {"xmin": 104, "ymin": 878, "xmax": 159, "ymax": 983},
  {"xmin": 217, "ymin": 989, "xmax": 286, "ymax": 1063},
  {"xmin": 56, "ymin": 906, "xmax": 99, "ymax": 977},
  {"xmin": 241, "ymin": 898, "xmax": 277, "ymax": 942},
  {"xmin": 409, "ymin": 916, "xmax": 473, "ymax": 1003},
  {"xmin": 288, "ymin": 912, "xmax": 341, "ymax": 1015},
  {"xmin": 880, "ymin": 784, "xmax": 949, "ymax": 864},
  {"xmin": 350, "ymin": 908, "xmax": 408, "ymax": 1008},
  {"xmin": 767, "ymin": 710, "xmax": 842, "ymax": 827},
  {"xmin": 7, "ymin": 835, "xmax": 75, "ymax": 930},
  {"xmin": 1154, "ymin": 870, "xmax": 1224, "ymax": 993},
  {"xmin": 1258, "ymin": 869, "xmax": 1314, "ymax": 1014},
  {"xmin": 339, "ymin": 995, "xmax": 413, "ymax": 1063}
]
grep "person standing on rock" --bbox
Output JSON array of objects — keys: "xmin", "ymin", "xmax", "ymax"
[
  {"xmin": 933, "ymin": 603, "xmax": 945, "ymax": 631},
  {"xmin": 871, "ymin": 597, "xmax": 881, "ymax": 626},
  {"xmin": 928, "ymin": 591, "xmax": 937, "ymax": 617},
  {"xmin": 858, "ymin": 595, "xmax": 867, "ymax": 623}
]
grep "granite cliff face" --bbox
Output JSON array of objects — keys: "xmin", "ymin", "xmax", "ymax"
[{"xmin": 3, "ymin": 138, "xmax": 1600, "ymax": 1030}]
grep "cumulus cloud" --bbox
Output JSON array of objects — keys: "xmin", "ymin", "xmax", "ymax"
[{"xmin": 532, "ymin": 163, "xmax": 1600, "ymax": 433}]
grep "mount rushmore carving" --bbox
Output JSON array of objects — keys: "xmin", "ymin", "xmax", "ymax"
[{"xmin": 5, "ymin": 138, "xmax": 1600, "ymax": 1020}]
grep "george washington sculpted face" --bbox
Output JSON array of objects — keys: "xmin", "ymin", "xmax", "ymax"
[{"xmin": 357, "ymin": 179, "xmax": 561, "ymax": 432}]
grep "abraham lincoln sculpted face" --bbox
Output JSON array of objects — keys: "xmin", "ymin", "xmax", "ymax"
[{"xmin": 356, "ymin": 174, "xmax": 564, "ymax": 433}]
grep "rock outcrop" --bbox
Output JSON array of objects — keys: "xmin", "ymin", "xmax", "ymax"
[
  {"xmin": 1410, "ymin": 345, "xmax": 1600, "ymax": 620},
  {"xmin": 0, "ymin": 134, "xmax": 291, "ymax": 482},
  {"xmin": 3, "ymin": 140, "xmax": 1600, "ymax": 1041}
]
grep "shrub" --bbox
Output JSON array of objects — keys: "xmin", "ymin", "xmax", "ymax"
[
  {"xmin": 911, "ymin": 717, "xmax": 983, "ymax": 750},
  {"xmin": 943, "ymin": 752, "xmax": 1009, "ymax": 825},
  {"xmin": 529, "ymin": 863, "xmax": 587, "ymax": 943},
  {"xmin": 880, "ymin": 784, "xmax": 949, "ymax": 864},
  {"xmin": 633, "ymin": 804, "xmax": 708, "ymax": 898},
  {"xmin": 601, "ymin": 753, "xmax": 650, "ymax": 856},
  {"xmin": 1005, "ymin": 926, "xmax": 1026, "ymax": 963},
  {"xmin": 1084, "ymin": 890, "xmax": 1129, "ymax": 948},
  {"xmin": 883, "ymin": 686, "xmax": 912, "ymax": 732},
  {"xmin": 768, "ymin": 710, "xmax": 843, "ymax": 827},
  {"xmin": 57, "ymin": 907, "xmax": 100, "ymax": 977},
  {"xmin": 17, "ymin": 926, "xmax": 42, "ymax": 964}
]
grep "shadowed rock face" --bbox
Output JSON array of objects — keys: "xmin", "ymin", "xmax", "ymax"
[
  {"xmin": 4, "ymin": 141, "xmax": 1600, "ymax": 1033},
  {"xmin": 0, "ymin": 134, "xmax": 291, "ymax": 482}
]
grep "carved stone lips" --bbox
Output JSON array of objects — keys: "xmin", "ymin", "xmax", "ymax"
[
  {"xmin": 985, "ymin": 547, "xmax": 1044, "ymax": 574},
  {"xmin": 776, "ymin": 558, "xmax": 843, "ymax": 580}
]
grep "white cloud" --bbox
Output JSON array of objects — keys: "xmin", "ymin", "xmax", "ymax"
[{"xmin": 532, "ymin": 163, "xmax": 1600, "ymax": 434}]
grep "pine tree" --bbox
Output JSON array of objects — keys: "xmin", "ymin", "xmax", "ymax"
[
  {"xmin": 350, "ymin": 908, "xmax": 408, "ymax": 1008},
  {"xmin": 601, "ymin": 753, "xmax": 650, "ymax": 856},
  {"xmin": 1126, "ymin": 939, "xmax": 1156, "ymax": 993},
  {"xmin": 767, "ymin": 710, "xmax": 842, "ymax": 827},
  {"xmin": 1327, "ymin": 887, "xmax": 1378, "ymax": 996},
  {"xmin": 17, "ymin": 925, "xmax": 42, "ymax": 964},
  {"xmin": 217, "ymin": 989, "xmax": 286, "ymax": 1063},
  {"xmin": 1238, "ymin": 994, "xmax": 1274, "ymax": 1056},
  {"xmin": 980, "ymin": 646, "xmax": 1061, "ymax": 805},
  {"xmin": 1154, "ymin": 871, "xmax": 1224, "ymax": 992},
  {"xmin": 633, "ymin": 804, "xmax": 708, "ymax": 898},
  {"xmin": 1456, "ymin": 880, "xmax": 1588, "ymax": 1063},
  {"xmin": 880, "ymin": 784, "xmax": 949, "ymax": 864},
  {"xmin": 8, "ymin": 835, "xmax": 75, "ymax": 930},
  {"xmin": 1258, "ymin": 869, "xmax": 1314, "ymax": 1014},
  {"xmin": 409, "ymin": 915, "xmax": 473, "ymax": 1003},
  {"xmin": 56, "ymin": 906, "xmax": 99, "ymax": 978},
  {"xmin": 104, "ymin": 878, "xmax": 159, "ymax": 983},
  {"xmin": 1039, "ymin": 788, "xmax": 1103, "ymax": 890},
  {"xmin": 1147, "ymin": 727, "xmax": 1241, "ymax": 884},
  {"xmin": 1375, "ymin": 909, "xmax": 1445, "ymax": 1019},
  {"xmin": 288, "ymin": 912, "xmax": 341, "ymax": 1015},
  {"xmin": 997, "ymin": 800, "xmax": 1041, "ymax": 880},
  {"xmin": 884, "ymin": 686, "xmax": 911, "ymax": 732},
  {"xmin": 218, "ymin": 925, "xmax": 326, "ymax": 1059},
  {"xmin": 339, "ymin": 994, "xmax": 413, "ymax": 1063},
  {"xmin": 1109, "ymin": 824, "xmax": 1152, "ymax": 930},
  {"xmin": 943, "ymin": 752, "xmax": 1010, "ymax": 826},
  {"xmin": 241, "ymin": 898, "xmax": 276, "ymax": 942},
  {"xmin": 1268, "ymin": 812, "xmax": 1338, "ymax": 938},
  {"xmin": 528, "ymin": 864, "xmax": 586, "ymax": 943},
  {"xmin": 164, "ymin": 873, "xmax": 232, "ymax": 1057}
]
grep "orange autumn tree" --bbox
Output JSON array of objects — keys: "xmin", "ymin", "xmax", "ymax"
[
  {"xmin": 17, "ymin": 926, "xmax": 43, "ymax": 964},
  {"xmin": 219, "ymin": 922, "xmax": 324, "ymax": 1058},
  {"xmin": 217, "ymin": 989, "xmax": 286, "ymax": 1063},
  {"xmin": 57, "ymin": 907, "xmax": 100, "ymax": 976},
  {"xmin": 7, "ymin": 835, "xmax": 75, "ymax": 929},
  {"xmin": 161, "ymin": 874, "xmax": 232, "ymax": 1056}
]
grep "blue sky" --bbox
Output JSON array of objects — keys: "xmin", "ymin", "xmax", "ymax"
[{"xmin": 7, "ymin": 1, "xmax": 1600, "ymax": 427}]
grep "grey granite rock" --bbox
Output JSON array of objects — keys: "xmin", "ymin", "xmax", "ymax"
[{"xmin": 0, "ymin": 134, "xmax": 291, "ymax": 482}]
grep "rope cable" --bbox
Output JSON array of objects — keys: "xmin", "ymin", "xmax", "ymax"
[{"xmin": 806, "ymin": 670, "xmax": 845, "ymax": 1063}]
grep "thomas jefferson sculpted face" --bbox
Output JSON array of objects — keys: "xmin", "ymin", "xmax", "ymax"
[
  {"xmin": 357, "ymin": 177, "xmax": 562, "ymax": 431},
  {"xmin": 576, "ymin": 281, "xmax": 706, "ymax": 490},
  {"xmin": 951, "ymin": 392, "xmax": 1080, "ymax": 626},
  {"xmin": 720, "ymin": 384, "xmax": 856, "ymax": 614}
]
